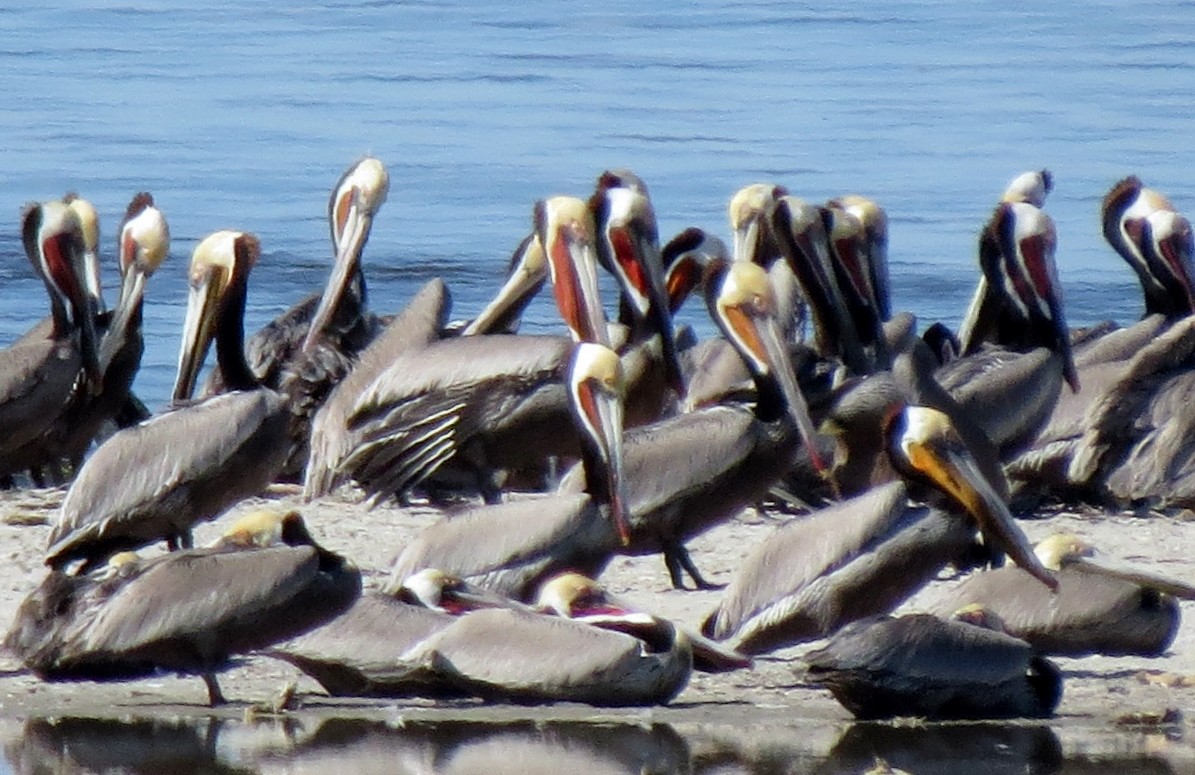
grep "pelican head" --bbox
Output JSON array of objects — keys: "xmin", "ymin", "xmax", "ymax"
[
  {"xmin": 1033, "ymin": 533, "xmax": 1094, "ymax": 570},
  {"xmin": 63, "ymin": 193, "xmax": 103, "ymax": 313},
  {"xmin": 887, "ymin": 405, "xmax": 1058, "ymax": 591},
  {"xmin": 829, "ymin": 194, "xmax": 891, "ymax": 320},
  {"xmin": 982, "ymin": 201, "xmax": 1079, "ymax": 392},
  {"xmin": 707, "ymin": 260, "xmax": 824, "ymax": 470},
  {"xmin": 173, "ymin": 230, "xmax": 260, "ymax": 400},
  {"xmin": 567, "ymin": 342, "xmax": 629, "ymax": 545},
  {"xmin": 662, "ymin": 228, "xmax": 729, "ymax": 315},
  {"xmin": 589, "ymin": 170, "xmax": 685, "ymax": 395},
  {"xmin": 1142, "ymin": 208, "xmax": 1195, "ymax": 314},
  {"xmin": 21, "ymin": 200, "xmax": 102, "ymax": 391},
  {"xmin": 950, "ymin": 602, "xmax": 1009, "ymax": 633},
  {"xmin": 729, "ymin": 183, "xmax": 788, "ymax": 266},
  {"xmin": 216, "ymin": 509, "xmax": 302, "ymax": 549},
  {"xmin": 1001, "ymin": 169, "xmax": 1053, "ymax": 207},
  {"xmin": 303, "ymin": 157, "xmax": 390, "ymax": 351},
  {"xmin": 535, "ymin": 195, "xmax": 609, "ymax": 346},
  {"xmin": 97, "ymin": 193, "xmax": 170, "ymax": 365},
  {"xmin": 398, "ymin": 568, "xmax": 521, "ymax": 614}
]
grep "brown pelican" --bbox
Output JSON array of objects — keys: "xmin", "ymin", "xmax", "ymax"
[
  {"xmin": 937, "ymin": 173, "xmax": 1079, "ymax": 456},
  {"xmin": 44, "ymin": 231, "xmax": 291, "ymax": 571},
  {"xmin": 535, "ymin": 571, "xmax": 751, "ymax": 673},
  {"xmin": 804, "ymin": 608, "xmax": 1062, "ymax": 720},
  {"xmin": 23, "ymin": 194, "xmax": 170, "ymax": 476},
  {"xmin": 770, "ymin": 194, "xmax": 870, "ymax": 373},
  {"xmin": 388, "ymin": 592, "xmax": 691, "ymax": 706},
  {"xmin": 264, "ymin": 568, "xmax": 520, "ymax": 697},
  {"xmin": 0, "ymin": 200, "xmax": 101, "ymax": 477},
  {"xmin": 559, "ymin": 259, "xmax": 823, "ymax": 590},
  {"xmin": 590, "ymin": 169, "xmax": 684, "ymax": 397},
  {"xmin": 701, "ymin": 405, "xmax": 1055, "ymax": 655},
  {"xmin": 8, "ymin": 509, "xmax": 360, "ymax": 705},
  {"xmin": 303, "ymin": 278, "xmax": 451, "ymax": 500},
  {"xmin": 823, "ymin": 197, "xmax": 891, "ymax": 369},
  {"xmin": 203, "ymin": 157, "xmax": 389, "ymax": 395},
  {"xmin": 333, "ymin": 195, "xmax": 664, "ymax": 505},
  {"xmin": 1101, "ymin": 175, "xmax": 1195, "ymax": 319},
  {"xmin": 383, "ymin": 340, "xmax": 628, "ymax": 601},
  {"xmin": 930, "ymin": 533, "xmax": 1189, "ymax": 657},
  {"xmin": 1008, "ymin": 181, "xmax": 1195, "ymax": 505}
]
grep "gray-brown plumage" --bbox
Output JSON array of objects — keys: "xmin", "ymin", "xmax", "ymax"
[
  {"xmin": 335, "ymin": 196, "xmax": 665, "ymax": 505},
  {"xmin": 8, "ymin": 510, "xmax": 360, "ymax": 706},
  {"xmin": 804, "ymin": 612, "xmax": 1062, "ymax": 720},
  {"xmin": 559, "ymin": 260, "xmax": 822, "ymax": 590},
  {"xmin": 930, "ymin": 533, "xmax": 1187, "ymax": 657},
  {"xmin": 45, "ymin": 231, "xmax": 290, "ymax": 571},
  {"xmin": 0, "ymin": 200, "xmax": 101, "ymax": 476},
  {"xmin": 702, "ymin": 406, "xmax": 1056, "ymax": 655},
  {"xmin": 303, "ymin": 277, "xmax": 451, "ymax": 500},
  {"xmin": 264, "ymin": 568, "xmax": 517, "ymax": 697},
  {"xmin": 18, "ymin": 194, "xmax": 170, "ymax": 478},
  {"xmin": 383, "ymin": 342, "xmax": 629, "ymax": 602},
  {"xmin": 388, "ymin": 605, "xmax": 691, "ymax": 706}
]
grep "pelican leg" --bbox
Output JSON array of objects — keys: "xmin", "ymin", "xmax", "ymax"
[
  {"xmin": 166, "ymin": 530, "xmax": 194, "ymax": 552},
  {"xmin": 202, "ymin": 672, "xmax": 227, "ymax": 706},
  {"xmin": 664, "ymin": 543, "xmax": 725, "ymax": 591}
]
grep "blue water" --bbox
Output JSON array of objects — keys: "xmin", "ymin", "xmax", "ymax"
[{"xmin": 1, "ymin": 1, "xmax": 1193, "ymax": 410}]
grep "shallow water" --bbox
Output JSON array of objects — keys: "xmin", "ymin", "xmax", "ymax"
[
  {"xmin": 1, "ymin": 2, "xmax": 1193, "ymax": 410},
  {"xmin": 1, "ymin": 713, "xmax": 1188, "ymax": 775}
]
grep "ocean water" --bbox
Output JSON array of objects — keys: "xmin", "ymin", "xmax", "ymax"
[{"xmin": 1, "ymin": 1, "xmax": 1192, "ymax": 410}]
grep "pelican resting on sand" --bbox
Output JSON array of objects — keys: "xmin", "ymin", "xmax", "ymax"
[
  {"xmin": 804, "ymin": 607, "xmax": 1062, "ymax": 720},
  {"xmin": 930, "ymin": 533, "xmax": 1190, "ymax": 657},
  {"xmin": 7, "ymin": 510, "xmax": 360, "ymax": 706}
]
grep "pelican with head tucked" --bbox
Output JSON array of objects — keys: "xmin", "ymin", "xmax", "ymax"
[
  {"xmin": 44, "ymin": 230, "xmax": 291, "ymax": 572},
  {"xmin": 931, "ymin": 532, "xmax": 1189, "ymax": 657},
  {"xmin": 9, "ymin": 510, "xmax": 359, "ymax": 706}
]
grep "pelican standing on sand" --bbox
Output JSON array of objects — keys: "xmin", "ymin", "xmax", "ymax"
[
  {"xmin": 44, "ymin": 231, "xmax": 291, "ymax": 571},
  {"xmin": 27, "ymin": 194, "xmax": 170, "ymax": 475},
  {"xmin": 559, "ymin": 259, "xmax": 823, "ymax": 590}
]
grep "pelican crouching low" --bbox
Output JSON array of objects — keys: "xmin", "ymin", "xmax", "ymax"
[
  {"xmin": 386, "ymin": 605, "xmax": 692, "ymax": 706},
  {"xmin": 6, "ymin": 510, "xmax": 360, "ymax": 706},
  {"xmin": 804, "ymin": 610, "xmax": 1062, "ymax": 721},
  {"xmin": 930, "ymin": 533, "xmax": 1189, "ymax": 657}
]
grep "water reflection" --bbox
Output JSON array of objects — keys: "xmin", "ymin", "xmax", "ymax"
[{"xmin": 1, "ymin": 714, "xmax": 1186, "ymax": 774}]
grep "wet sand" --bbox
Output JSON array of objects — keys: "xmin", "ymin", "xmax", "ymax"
[{"xmin": 1, "ymin": 485, "xmax": 1193, "ymax": 769}]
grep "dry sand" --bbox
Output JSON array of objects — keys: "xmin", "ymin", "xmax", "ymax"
[{"xmin": 0, "ymin": 485, "xmax": 1194, "ymax": 771}]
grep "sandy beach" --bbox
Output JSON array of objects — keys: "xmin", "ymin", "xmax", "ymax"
[{"xmin": 1, "ymin": 485, "xmax": 1194, "ymax": 771}]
